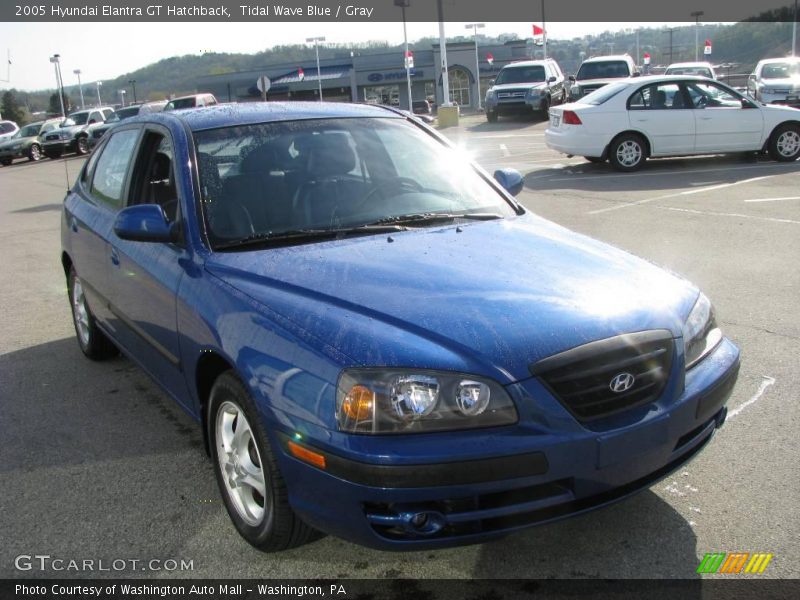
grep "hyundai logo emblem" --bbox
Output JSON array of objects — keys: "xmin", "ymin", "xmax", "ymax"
[{"xmin": 609, "ymin": 372, "xmax": 636, "ymax": 393}]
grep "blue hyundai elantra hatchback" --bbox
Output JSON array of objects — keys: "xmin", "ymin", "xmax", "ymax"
[{"xmin": 61, "ymin": 102, "xmax": 740, "ymax": 551}]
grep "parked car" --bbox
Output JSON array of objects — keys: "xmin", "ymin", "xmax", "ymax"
[
  {"xmin": 746, "ymin": 57, "xmax": 800, "ymax": 108},
  {"xmin": 0, "ymin": 119, "xmax": 20, "ymax": 142},
  {"xmin": 546, "ymin": 75, "xmax": 800, "ymax": 171},
  {"xmin": 62, "ymin": 102, "xmax": 739, "ymax": 551},
  {"xmin": 88, "ymin": 100, "xmax": 168, "ymax": 148},
  {"xmin": 163, "ymin": 93, "xmax": 217, "ymax": 111},
  {"xmin": 42, "ymin": 107, "xmax": 115, "ymax": 158},
  {"xmin": 485, "ymin": 59, "xmax": 568, "ymax": 122},
  {"xmin": 665, "ymin": 61, "xmax": 716, "ymax": 79},
  {"xmin": 412, "ymin": 100, "xmax": 432, "ymax": 115},
  {"xmin": 0, "ymin": 118, "xmax": 61, "ymax": 164},
  {"xmin": 568, "ymin": 54, "xmax": 639, "ymax": 101}
]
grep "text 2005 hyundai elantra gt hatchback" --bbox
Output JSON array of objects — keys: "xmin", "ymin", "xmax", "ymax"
[{"xmin": 61, "ymin": 103, "xmax": 739, "ymax": 551}]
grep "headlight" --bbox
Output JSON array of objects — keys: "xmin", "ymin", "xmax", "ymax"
[
  {"xmin": 485, "ymin": 89, "xmax": 496, "ymax": 100},
  {"xmin": 336, "ymin": 369, "xmax": 518, "ymax": 434},
  {"xmin": 527, "ymin": 88, "xmax": 543, "ymax": 98},
  {"xmin": 570, "ymin": 86, "xmax": 581, "ymax": 98},
  {"xmin": 683, "ymin": 293, "xmax": 723, "ymax": 369}
]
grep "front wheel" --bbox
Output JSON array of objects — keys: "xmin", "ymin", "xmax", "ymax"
[
  {"xmin": 768, "ymin": 124, "xmax": 800, "ymax": 162},
  {"xmin": 0, "ymin": 157, "xmax": 11, "ymax": 166},
  {"xmin": 486, "ymin": 111, "xmax": 498, "ymax": 123},
  {"xmin": 76, "ymin": 136, "xmax": 90, "ymax": 156},
  {"xmin": 609, "ymin": 133, "xmax": 647, "ymax": 172},
  {"xmin": 68, "ymin": 267, "xmax": 118, "ymax": 360},
  {"xmin": 210, "ymin": 372, "xmax": 319, "ymax": 552},
  {"xmin": 29, "ymin": 143, "xmax": 42, "ymax": 161}
]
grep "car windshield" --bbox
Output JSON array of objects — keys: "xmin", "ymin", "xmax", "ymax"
[
  {"xmin": 666, "ymin": 66, "xmax": 713, "ymax": 78},
  {"xmin": 761, "ymin": 62, "xmax": 800, "ymax": 79},
  {"xmin": 495, "ymin": 66, "xmax": 546, "ymax": 84},
  {"xmin": 106, "ymin": 107, "xmax": 140, "ymax": 122},
  {"xmin": 576, "ymin": 61, "xmax": 631, "ymax": 81},
  {"xmin": 66, "ymin": 112, "xmax": 89, "ymax": 126},
  {"xmin": 194, "ymin": 117, "xmax": 518, "ymax": 249},
  {"xmin": 19, "ymin": 123, "xmax": 43, "ymax": 137},
  {"xmin": 166, "ymin": 98, "xmax": 196, "ymax": 110},
  {"xmin": 582, "ymin": 82, "xmax": 629, "ymax": 105}
]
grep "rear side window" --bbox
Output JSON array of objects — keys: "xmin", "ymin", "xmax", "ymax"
[
  {"xmin": 0, "ymin": 122, "xmax": 15, "ymax": 134},
  {"xmin": 89, "ymin": 129, "xmax": 139, "ymax": 208},
  {"xmin": 577, "ymin": 61, "xmax": 631, "ymax": 80}
]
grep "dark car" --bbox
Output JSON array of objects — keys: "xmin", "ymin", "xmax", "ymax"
[
  {"xmin": 0, "ymin": 118, "xmax": 61, "ymax": 164},
  {"xmin": 88, "ymin": 101, "xmax": 168, "ymax": 149},
  {"xmin": 412, "ymin": 100, "xmax": 432, "ymax": 114},
  {"xmin": 42, "ymin": 107, "xmax": 115, "ymax": 158},
  {"xmin": 62, "ymin": 102, "xmax": 739, "ymax": 552}
]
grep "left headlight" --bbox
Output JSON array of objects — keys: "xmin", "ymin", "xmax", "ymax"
[
  {"xmin": 527, "ymin": 87, "xmax": 544, "ymax": 98},
  {"xmin": 683, "ymin": 292, "xmax": 723, "ymax": 369},
  {"xmin": 336, "ymin": 369, "xmax": 518, "ymax": 434}
]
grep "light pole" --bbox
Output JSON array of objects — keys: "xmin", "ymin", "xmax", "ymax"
[
  {"xmin": 95, "ymin": 81, "xmax": 102, "ymax": 106},
  {"xmin": 541, "ymin": 0, "xmax": 547, "ymax": 59},
  {"xmin": 395, "ymin": 1, "xmax": 414, "ymax": 111},
  {"xmin": 119, "ymin": 89, "xmax": 126, "ymax": 107},
  {"xmin": 691, "ymin": 11, "xmax": 704, "ymax": 61},
  {"xmin": 128, "ymin": 79, "xmax": 137, "ymax": 104},
  {"xmin": 305, "ymin": 36, "xmax": 325, "ymax": 102},
  {"xmin": 465, "ymin": 23, "xmax": 485, "ymax": 110},
  {"xmin": 73, "ymin": 69, "xmax": 85, "ymax": 108},
  {"xmin": 49, "ymin": 54, "xmax": 66, "ymax": 117},
  {"xmin": 793, "ymin": 0, "xmax": 797, "ymax": 57},
  {"xmin": 436, "ymin": 0, "xmax": 451, "ymax": 107}
]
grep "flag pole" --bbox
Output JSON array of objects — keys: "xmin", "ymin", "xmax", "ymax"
[{"xmin": 541, "ymin": 0, "xmax": 547, "ymax": 59}]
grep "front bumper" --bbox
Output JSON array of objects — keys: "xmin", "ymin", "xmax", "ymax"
[
  {"xmin": 758, "ymin": 91, "xmax": 800, "ymax": 108},
  {"xmin": 42, "ymin": 139, "xmax": 75, "ymax": 154},
  {"xmin": 486, "ymin": 96, "xmax": 549, "ymax": 115},
  {"xmin": 271, "ymin": 337, "xmax": 740, "ymax": 550}
]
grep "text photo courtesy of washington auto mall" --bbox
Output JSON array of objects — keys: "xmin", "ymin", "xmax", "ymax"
[{"xmin": 1, "ymin": 0, "xmax": 799, "ymax": 599}]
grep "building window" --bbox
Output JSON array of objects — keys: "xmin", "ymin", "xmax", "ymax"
[
  {"xmin": 448, "ymin": 67, "xmax": 471, "ymax": 107},
  {"xmin": 424, "ymin": 82, "xmax": 435, "ymax": 103},
  {"xmin": 363, "ymin": 85, "xmax": 399, "ymax": 106}
]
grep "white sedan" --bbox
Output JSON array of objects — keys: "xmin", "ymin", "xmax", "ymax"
[{"xmin": 545, "ymin": 75, "xmax": 800, "ymax": 172}]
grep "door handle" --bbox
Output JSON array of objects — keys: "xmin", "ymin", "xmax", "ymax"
[
  {"xmin": 634, "ymin": 118, "xmax": 649, "ymax": 122},
  {"xmin": 110, "ymin": 248, "xmax": 120, "ymax": 266},
  {"xmin": 699, "ymin": 116, "xmax": 713, "ymax": 120}
]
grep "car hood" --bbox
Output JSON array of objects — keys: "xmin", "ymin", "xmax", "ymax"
[
  {"xmin": 204, "ymin": 214, "xmax": 697, "ymax": 382},
  {"xmin": 491, "ymin": 82, "xmax": 548, "ymax": 92},
  {"xmin": 760, "ymin": 77, "xmax": 800, "ymax": 89}
]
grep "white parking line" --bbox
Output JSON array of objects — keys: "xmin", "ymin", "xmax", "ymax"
[
  {"xmin": 587, "ymin": 175, "xmax": 778, "ymax": 215},
  {"xmin": 744, "ymin": 196, "xmax": 800, "ymax": 203},
  {"xmin": 728, "ymin": 376, "xmax": 775, "ymax": 420},
  {"xmin": 658, "ymin": 206, "xmax": 800, "ymax": 225},
  {"xmin": 550, "ymin": 161, "xmax": 800, "ymax": 184},
  {"xmin": 499, "ymin": 144, "xmax": 511, "ymax": 157},
  {"xmin": 469, "ymin": 133, "xmax": 546, "ymax": 139}
]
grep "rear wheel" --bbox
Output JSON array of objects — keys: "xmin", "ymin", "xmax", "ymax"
[
  {"xmin": 768, "ymin": 124, "xmax": 800, "ymax": 162},
  {"xmin": 609, "ymin": 133, "xmax": 647, "ymax": 172},
  {"xmin": 540, "ymin": 96, "xmax": 551, "ymax": 118},
  {"xmin": 68, "ymin": 267, "xmax": 118, "ymax": 360},
  {"xmin": 29, "ymin": 143, "xmax": 42, "ymax": 161},
  {"xmin": 210, "ymin": 372, "xmax": 319, "ymax": 552}
]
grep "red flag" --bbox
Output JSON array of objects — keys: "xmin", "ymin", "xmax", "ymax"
[
  {"xmin": 486, "ymin": 52, "xmax": 494, "ymax": 65},
  {"xmin": 298, "ymin": 67, "xmax": 305, "ymax": 81},
  {"xmin": 704, "ymin": 39, "xmax": 712, "ymax": 55},
  {"xmin": 532, "ymin": 24, "xmax": 545, "ymax": 37}
]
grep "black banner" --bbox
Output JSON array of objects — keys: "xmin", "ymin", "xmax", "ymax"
[{"xmin": 3, "ymin": 0, "xmax": 799, "ymax": 23}]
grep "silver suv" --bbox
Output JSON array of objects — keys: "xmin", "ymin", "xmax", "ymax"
[
  {"xmin": 485, "ymin": 59, "xmax": 567, "ymax": 122},
  {"xmin": 569, "ymin": 54, "xmax": 640, "ymax": 101},
  {"xmin": 747, "ymin": 57, "xmax": 800, "ymax": 108}
]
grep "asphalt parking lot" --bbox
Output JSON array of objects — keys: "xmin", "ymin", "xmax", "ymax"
[{"xmin": 1, "ymin": 114, "xmax": 798, "ymax": 580}]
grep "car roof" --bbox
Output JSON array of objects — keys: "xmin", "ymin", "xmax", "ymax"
[
  {"xmin": 153, "ymin": 101, "xmax": 405, "ymax": 132},
  {"xmin": 503, "ymin": 59, "xmax": 554, "ymax": 67},
  {"xmin": 666, "ymin": 61, "xmax": 714, "ymax": 68},
  {"xmin": 582, "ymin": 54, "xmax": 633, "ymax": 63}
]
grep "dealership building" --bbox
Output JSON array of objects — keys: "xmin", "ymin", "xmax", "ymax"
[{"xmin": 196, "ymin": 40, "xmax": 539, "ymax": 109}]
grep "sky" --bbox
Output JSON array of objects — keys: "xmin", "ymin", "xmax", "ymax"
[{"xmin": 0, "ymin": 21, "xmax": 700, "ymax": 92}]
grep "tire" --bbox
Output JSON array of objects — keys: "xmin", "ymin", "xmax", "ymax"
[
  {"xmin": 0, "ymin": 157, "xmax": 11, "ymax": 166},
  {"xmin": 540, "ymin": 96, "xmax": 551, "ymax": 118},
  {"xmin": 768, "ymin": 124, "xmax": 800, "ymax": 162},
  {"xmin": 68, "ymin": 267, "xmax": 118, "ymax": 360},
  {"xmin": 46, "ymin": 150, "xmax": 62, "ymax": 159},
  {"xmin": 584, "ymin": 156, "xmax": 605, "ymax": 164},
  {"xmin": 609, "ymin": 133, "xmax": 647, "ymax": 172},
  {"xmin": 76, "ymin": 136, "xmax": 90, "ymax": 156},
  {"xmin": 210, "ymin": 372, "xmax": 319, "ymax": 552},
  {"xmin": 486, "ymin": 111, "xmax": 498, "ymax": 123},
  {"xmin": 29, "ymin": 143, "xmax": 42, "ymax": 162}
]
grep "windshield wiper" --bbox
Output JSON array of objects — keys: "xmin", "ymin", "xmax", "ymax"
[
  {"xmin": 214, "ymin": 224, "xmax": 407, "ymax": 251},
  {"xmin": 366, "ymin": 212, "xmax": 503, "ymax": 226}
]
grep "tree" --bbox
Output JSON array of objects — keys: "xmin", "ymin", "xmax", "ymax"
[
  {"xmin": 48, "ymin": 91, "xmax": 71, "ymax": 116},
  {"xmin": 1, "ymin": 90, "xmax": 26, "ymax": 124}
]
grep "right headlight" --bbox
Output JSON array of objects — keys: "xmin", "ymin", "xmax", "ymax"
[
  {"xmin": 682, "ymin": 292, "xmax": 723, "ymax": 369},
  {"xmin": 336, "ymin": 368, "xmax": 518, "ymax": 434}
]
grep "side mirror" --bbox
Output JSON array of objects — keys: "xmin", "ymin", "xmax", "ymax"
[
  {"xmin": 493, "ymin": 168, "xmax": 524, "ymax": 197},
  {"xmin": 568, "ymin": 75, "xmax": 576, "ymax": 82},
  {"xmin": 631, "ymin": 71, "xmax": 641, "ymax": 78},
  {"xmin": 114, "ymin": 204, "xmax": 178, "ymax": 243},
  {"xmin": 741, "ymin": 98, "xmax": 758, "ymax": 109},
  {"xmin": 548, "ymin": 76, "xmax": 557, "ymax": 83},
  {"xmin": 88, "ymin": 119, "xmax": 97, "ymax": 125},
  {"xmin": 748, "ymin": 74, "xmax": 756, "ymax": 81},
  {"xmin": 489, "ymin": 78, "xmax": 495, "ymax": 86}
]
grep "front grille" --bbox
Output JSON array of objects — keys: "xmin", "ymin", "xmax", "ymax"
[
  {"xmin": 497, "ymin": 90, "xmax": 527, "ymax": 99},
  {"xmin": 530, "ymin": 330, "xmax": 674, "ymax": 422},
  {"xmin": 45, "ymin": 133, "xmax": 60, "ymax": 141}
]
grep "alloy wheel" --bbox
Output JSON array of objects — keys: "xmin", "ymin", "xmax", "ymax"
[
  {"xmin": 71, "ymin": 276, "xmax": 91, "ymax": 347},
  {"xmin": 616, "ymin": 140, "xmax": 642, "ymax": 167},
  {"xmin": 776, "ymin": 130, "xmax": 800, "ymax": 158}
]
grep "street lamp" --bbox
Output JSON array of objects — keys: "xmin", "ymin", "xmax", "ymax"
[
  {"xmin": 118, "ymin": 89, "xmax": 126, "ymax": 107},
  {"xmin": 305, "ymin": 36, "xmax": 326, "ymax": 102},
  {"xmin": 395, "ymin": 1, "xmax": 413, "ymax": 111},
  {"xmin": 73, "ymin": 69, "xmax": 85, "ymax": 108},
  {"xmin": 691, "ymin": 11, "xmax": 704, "ymax": 61},
  {"xmin": 49, "ymin": 54, "xmax": 66, "ymax": 118},
  {"xmin": 128, "ymin": 79, "xmax": 137, "ymax": 104},
  {"xmin": 95, "ymin": 81, "xmax": 102, "ymax": 107},
  {"xmin": 465, "ymin": 23, "xmax": 485, "ymax": 110}
]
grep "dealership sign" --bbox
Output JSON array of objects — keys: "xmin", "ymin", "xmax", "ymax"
[{"xmin": 368, "ymin": 70, "xmax": 424, "ymax": 82}]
